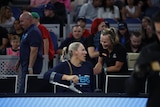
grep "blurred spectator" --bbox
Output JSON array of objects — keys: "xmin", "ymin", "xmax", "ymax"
[
  {"xmin": 30, "ymin": 0, "xmax": 50, "ymax": 7},
  {"xmin": 70, "ymin": 17, "xmax": 91, "ymax": 38},
  {"xmin": 56, "ymin": 25, "xmax": 85, "ymax": 55},
  {"xmin": 40, "ymin": 4, "xmax": 64, "ymax": 37},
  {"xmin": 0, "ymin": 35, "xmax": 20, "ymax": 56},
  {"xmin": 71, "ymin": 0, "xmax": 87, "ymax": 12},
  {"xmin": 125, "ymin": 31, "xmax": 145, "ymax": 53},
  {"xmin": 85, "ymin": 18, "xmax": 107, "ymax": 66},
  {"xmin": 0, "ymin": 6, "xmax": 15, "ymax": 27},
  {"xmin": 22, "ymin": 5, "xmax": 32, "ymax": 12},
  {"xmin": 31, "ymin": 12, "xmax": 55, "ymax": 68},
  {"xmin": 117, "ymin": 21, "xmax": 130, "ymax": 45},
  {"xmin": 0, "ymin": 26, "xmax": 9, "ymax": 54},
  {"xmin": 78, "ymin": 0, "xmax": 102, "ymax": 20},
  {"xmin": 98, "ymin": 0, "xmax": 120, "ymax": 21},
  {"xmin": 48, "ymin": 0, "xmax": 67, "ymax": 23},
  {"xmin": 9, "ymin": 19, "xmax": 23, "ymax": 40},
  {"xmin": 121, "ymin": 0, "xmax": 141, "ymax": 20},
  {"xmin": 141, "ymin": 16, "xmax": 156, "ymax": 45},
  {"xmin": 58, "ymin": 0, "xmax": 71, "ymax": 12}
]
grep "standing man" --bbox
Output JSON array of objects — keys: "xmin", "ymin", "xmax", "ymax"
[
  {"xmin": 18, "ymin": 12, "xmax": 43, "ymax": 93},
  {"xmin": 126, "ymin": 10, "xmax": 160, "ymax": 107}
]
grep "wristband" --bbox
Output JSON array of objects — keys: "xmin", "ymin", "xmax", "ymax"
[
  {"xmin": 28, "ymin": 68, "xmax": 33, "ymax": 71},
  {"xmin": 104, "ymin": 67, "xmax": 107, "ymax": 75}
]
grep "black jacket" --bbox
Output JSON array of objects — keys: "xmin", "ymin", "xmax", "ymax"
[{"xmin": 126, "ymin": 40, "xmax": 160, "ymax": 107}]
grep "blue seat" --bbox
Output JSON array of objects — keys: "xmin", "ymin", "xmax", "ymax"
[
  {"xmin": 11, "ymin": 7, "xmax": 22, "ymax": 19},
  {"xmin": 105, "ymin": 18, "xmax": 118, "ymax": 24},
  {"xmin": 31, "ymin": 7, "xmax": 44, "ymax": 18},
  {"xmin": 49, "ymin": 31, "xmax": 58, "ymax": 52},
  {"xmin": 124, "ymin": 18, "xmax": 142, "ymax": 32},
  {"xmin": 86, "ymin": 18, "xmax": 92, "ymax": 24},
  {"xmin": 104, "ymin": 18, "xmax": 118, "ymax": 28},
  {"xmin": 124, "ymin": 18, "xmax": 141, "ymax": 24}
]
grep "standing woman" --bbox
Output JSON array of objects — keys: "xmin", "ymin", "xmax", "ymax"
[{"xmin": 44, "ymin": 42, "xmax": 95, "ymax": 93}]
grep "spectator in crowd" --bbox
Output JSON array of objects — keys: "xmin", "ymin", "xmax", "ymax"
[
  {"xmin": 125, "ymin": 10, "xmax": 160, "ymax": 107},
  {"xmin": 0, "ymin": 6, "xmax": 15, "ymax": 27},
  {"xmin": 121, "ymin": 0, "xmax": 141, "ymax": 20},
  {"xmin": 58, "ymin": 0, "xmax": 71, "ymax": 12},
  {"xmin": 78, "ymin": 0, "xmax": 102, "ymax": 20},
  {"xmin": 31, "ymin": 12, "xmax": 55, "ymax": 68},
  {"xmin": 44, "ymin": 42, "xmax": 95, "ymax": 93},
  {"xmin": 71, "ymin": 0, "xmax": 87, "ymax": 13},
  {"xmin": 125, "ymin": 31, "xmax": 145, "ymax": 53},
  {"xmin": 16, "ymin": 12, "xmax": 43, "ymax": 93},
  {"xmin": 85, "ymin": 18, "xmax": 107, "ymax": 66},
  {"xmin": 56, "ymin": 25, "xmax": 85, "ymax": 55},
  {"xmin": 141, "ymin": 16, "xmax": 156, "ymax": 45},
  {"xmin": 117, "ymin": 21, "xmax": 130, "ymax": 45},
  {"xmin": 94, "ymin": 27, "xmax": 128, "ymax": 75},
  {"xmin": 40, "ymin": 4, "xmax": 62, "ymax": 24},
  {"xmin": 69, "ymin": 17, "xmax": 91, "ymax": 38},
  {"xmin": 97, "ymin": 0, "xmax": 120, "ymax": 21},
  {"xmin": 139, "ymin": 0, "xmax": 160, "ymax": 18},
  {"xmin": 85, "ymin": 18, "xmax": 108, "ymax": 91},
  {"xmin": 22, "ymin": 5, "xmax": 32, "ymax": 12},
  {"xmin": 48, "ymin": 0, "xmax": 67, "ymax": 23},
  {"xmin": 9, "ymin": 19, "xmax": 24, "ymax": 40},
  {"xmin": 30, "ymin": 0, "xmax": 50, "ymax": 7},
  {"xmin": 0, "ymin": 26, "xmax": 8, "ymax": 53},
  {"xmin": 0, "ymin": 35, "xmax": 20, "ymax": 56},
  {"xmin": 40, "ymin": 4, "xmax": 64, "ymax": 37}
]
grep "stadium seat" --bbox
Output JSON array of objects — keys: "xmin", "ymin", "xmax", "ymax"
[
  {"xmin": 11, "ymin": 6, "xmax": 22, "ymax": 19},
  {"xmin": 124, "ymin": 18, "xmax": 141, "ymax": 24},
  {"xmin": 105, "ymin": 75, "xmax": 130, "ymax": 94},
  {"xmin": 104, "ymin": 18, "xmax": 118, "ymax": 28},
  {"xmin": 124, "ymin": 18, "xmax": 142, "ymax": 32},
  {"xmin": 31, "ymin": 7, "xmax": 44, "ymax": 18}
]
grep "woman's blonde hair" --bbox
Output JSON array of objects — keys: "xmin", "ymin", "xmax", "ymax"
[
  {"xmin": 101, "ymin": 27, "xmax": 119, "ymax": 45},
  {"xmin": 0, "ymin": 6, "xmax": 12, "ymax": 24},
  {"xmin": 61, "ymin": 42, "xmax": 82, "ymax": 62}
]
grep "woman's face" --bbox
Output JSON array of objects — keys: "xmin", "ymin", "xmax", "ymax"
[
  {"xmin": 100, "ymin": 34, "xmax": 112, "ymax": 49},
  {"xmin": 142, "ymin": 18, "xmax": 150, "ymax": 29},
  {"xmin": 5, "ymin": 8, "xmax": 12, "ymax": 19},
  {"xmin": 98, "ymin": 21, "xmax": 107, "ymax": 31},
  {"xmin": 13, "ymin": 20, "xmax": 21, "ymax": 30},
  {"xmin": 72, "ymin": 26, "xmax": 83, "ymax": 39},
  {"xmin": 75, "ymin": 44, "xmax": 87, "ymax": 62}
]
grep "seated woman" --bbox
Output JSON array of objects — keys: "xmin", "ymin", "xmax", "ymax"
[{"xmin": 44, "ymin": 42, "xmax": 95, "ymax": 93}]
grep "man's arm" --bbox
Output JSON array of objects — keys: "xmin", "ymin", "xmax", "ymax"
[{"xmin": 28, "ymin": 46, "xmax": 38, "ymax": 74}]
